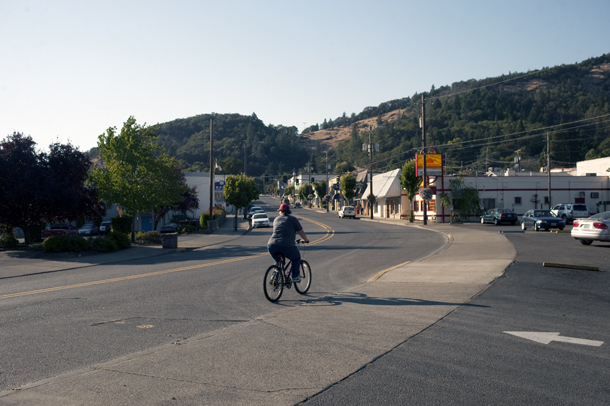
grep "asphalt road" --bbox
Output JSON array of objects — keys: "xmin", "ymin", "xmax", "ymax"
[
  {"xmin": 303, "ymin": 226, "xmax": 610, "ymax": 405},
  {"xmin": 0, "ymin": 197, "xmax": 446, "ymax": 393}
]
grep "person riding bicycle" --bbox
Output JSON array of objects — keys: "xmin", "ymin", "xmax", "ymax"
[{"xmin": 267, "ymin": 203, "xmax": 309, "ymax": 282}]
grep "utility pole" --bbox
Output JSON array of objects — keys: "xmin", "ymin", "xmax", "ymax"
[
  {"xmin": 243, "ymin": 144, "xmax": 247, "ymax": 176},
  {"xmin": 325, "ymin": 151, "xmax": 329, "ymax": 212},
  {"xmin": 209, "ymin": 118, "xmax": 214, "ymax": 228},
  {"xmin": 547, "ymin": 132, "xmax": 551, "ymax": 209},
  {"xmin": 369, "ymin": 126, "xmax": 374, "ymax": 219},
  {"xmin": 422, "ymin": 94, "xmax": 427, "ymax": 225}
]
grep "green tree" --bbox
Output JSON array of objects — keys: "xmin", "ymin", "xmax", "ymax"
[
  {"xmin": 313, "ymin": 181, "xmax": 327, "ymax": 207},
  {"xmin": 400, "ymin": 159, "xmax": 421, "ymax": 222},
  {"xmin": 340, "ymin": 173, "xmax": 357, "ymax": 204},
  {"xmin": 445, "ymin": 176, "xmax": 481, "ymax": 221},
  {"xmin": 298, "ymin": 183, "xmax": 313, "ymax": 202},
  {"xmin": 223, "ymin": 174, "xmax": 259, "ymax": 230},
  {"xmin": 90, "ymin": 116, "xmax": 188, "ymax": 242},
  {"xmin": 284, "ymin": 184, "xmax": 295, "ymax": 198}
]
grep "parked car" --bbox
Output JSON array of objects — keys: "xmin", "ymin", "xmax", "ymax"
[
  {"xmin": 551, "ymin": 203, "xmax": 590, "ymax": 223},
  {"xmin": 251, "ymin": 213, "xmax": 270, "ymax": 228},
  {"xmin": 338, "ymin": 206, "xmax": 356, "ymax": 219},
  {"xmin": 78, "ymin": 224, "xmax": 99, "ymax": 236},
  {"xmin": 248, "ymin": 207, "xmax": 265, "ymax": 219},
  {"xmin": 160, "ymin": 223, "xmax": 179, "ymax": 233},
  {"xmin": 41, "ymin": 223, "xmax": 78, "ymax": 239},
  {"xmin": 480, "ymin": 208, "xmax": 518, "ymax": 225},
  {"xmin": 99, "ymin": 221, "xmax": 112, "ymax": 235},
  {"xmin": 521, "ymin": 209, "xmax": 565, "ymax": 231},
  {"xmin": 571, "ymin": 211, "xmax": 610, "ymax": 245},
  {"xmin": 294, "ymin": 202, "xmax": 302, "ymax": 208}
]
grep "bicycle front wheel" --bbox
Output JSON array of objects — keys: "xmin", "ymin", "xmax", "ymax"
[
  {"xmin": 294, "ymin": 260, "xmax": 311, "ymax": 294},
  {"xmin": 263, "ymin": 265, "xmax": 284, "ymax": 302}
]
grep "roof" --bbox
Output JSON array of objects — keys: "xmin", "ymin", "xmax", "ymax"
[{"xmin": 360, "ymin": 169, "xmax": 402, "ymax": 200}]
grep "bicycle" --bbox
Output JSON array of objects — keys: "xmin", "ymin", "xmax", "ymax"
[{"xmin": 263, "ymin": 240, "xmax": 312, "ymax": 302}]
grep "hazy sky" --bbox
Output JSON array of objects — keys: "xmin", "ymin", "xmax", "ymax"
[{"xmin": 2, "ymin": 0, "xmax": 609, "ymax": 152}]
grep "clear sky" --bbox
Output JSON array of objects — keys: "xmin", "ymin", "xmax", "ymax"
[{"xmin": 2, "ymin": 0, "xmax": 609, "ymax": 152}]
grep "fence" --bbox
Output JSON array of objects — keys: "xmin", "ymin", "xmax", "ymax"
[{"xmin": 206, "ymin": 212, "xmax": 227, "ymax": 233}]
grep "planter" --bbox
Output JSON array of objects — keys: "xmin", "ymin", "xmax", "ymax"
[{"xmin": 161, "ymin": 233, "xmax": 178, "ymax": 249}]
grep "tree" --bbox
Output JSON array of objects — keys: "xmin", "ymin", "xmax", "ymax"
[
  {"xmin": 0, "ymin": 133, "xmax": 105, "ymax": 244},
  {"xmin": 90, "ymin": 116, "xmax": 189, "ymax": 242},
  {"xmin": 223, "ymin": 174, "xmax": 259, "ymax": 230},
  {"xmin": 444, "ymin": 176, "xmax": 481, "ymax": 221},
  {"xmin": 340, "ymin": 173, "xmax": 357, "ymax": 204},
  {"xmin": 217, "ymin": 157, "xmax": 243, "ymax": 174},
  {"xmin": 150, "ymin": 169, "xmax": 199, "ymax": 230},
  {"xmin": 313, "ymin": 181, "xmax": 327, "ymax": 207},
  {"xmin": 298, "ymin": 183, "xmax": 313, "ymax": 201},
  {"xmin": 400, "ymin": 159, "xmax": 422, "ymax": 222}
]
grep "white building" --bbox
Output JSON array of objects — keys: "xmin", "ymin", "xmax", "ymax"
[{"xmin": 360, "ymin": 169, "xmax": 406, "ymax": 219}]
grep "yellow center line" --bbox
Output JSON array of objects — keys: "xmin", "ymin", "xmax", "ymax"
[{"xmin": 1, "ymin": 217, "xmax": 336, "ymax": 301}]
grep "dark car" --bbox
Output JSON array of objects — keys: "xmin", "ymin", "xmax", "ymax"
[
  {"xmin": 480, "ymin": 208, "xmax": 518, "ymax": 225},
  {"xmin": 521, "ymin": 209, "xmax": 565, "ymax": 231},
  {"xmin": 99, "ymin": 221, "xmax": 112, "ymax": 235},
  {"xmin": 160, "ymin": 223, "xmax": 179, "ymax": 233}
]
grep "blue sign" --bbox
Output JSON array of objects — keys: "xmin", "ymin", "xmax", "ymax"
[
  {"xmin": 333, "ymin": 184, "xmax": 340, "ymax": 190},
  {"xmin": 215, "ymin": 180, "xmax": 225, "ymax": 191}
]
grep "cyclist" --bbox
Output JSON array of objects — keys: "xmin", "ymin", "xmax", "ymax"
[{"xmin": 267, "ymin": 203, "xmax": 309, "ymax": 282}]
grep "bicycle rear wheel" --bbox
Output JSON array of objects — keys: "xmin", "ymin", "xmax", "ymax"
[
  {"xmin": 294, "ymin": 260, "xmax": 311, "ymax": 294},
  {"xmin": 264, "ymin": 265, "xmax": 284, "ymax": 302}
]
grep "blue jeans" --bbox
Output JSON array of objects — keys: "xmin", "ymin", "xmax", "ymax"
[{"xmin": 267, "ymin": 244, "xmax": 301, "ymax": 278}]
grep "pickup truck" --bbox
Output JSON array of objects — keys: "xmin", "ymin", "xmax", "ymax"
[{"xmin": 41, "ymin": 223, "xmax": 78, "ymax": 239}]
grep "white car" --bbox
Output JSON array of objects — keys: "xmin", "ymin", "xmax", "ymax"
[
  {"xmin": 248, "ymin": 207, "xmax": 264, "ymax": 218},
  {"xmin": 251, "ymin": 213, "xmax": 270, "ymax": 228},
  {"xmin": 571, "ymin": 211, "xmax": 610, "ymax": 245},
  {"xmin": 338, "ymin": 206, "xmax": 356, "ymax": 219}
]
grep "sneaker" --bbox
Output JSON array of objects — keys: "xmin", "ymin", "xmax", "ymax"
[{"xmin": 292, "ymin": 276, "xmax": 301, "ymax": 283}]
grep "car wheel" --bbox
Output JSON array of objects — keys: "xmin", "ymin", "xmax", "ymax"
[
  {"xmin": 480, "ymin": 217, "xmax": 485, "ymax": 224},
  {"xmin": 559, "ymin": 227, "xmax": 564, "ymax": 231},
  {"xmin": 580, "ymin": 239, "xmax": 593, "ymax": 245},
  {"xmin": 511, "ymin": 221, "xmax": 516, "ymax": 225},
  {"xmin": 561, "ymin": 214, "xmax": 567, "ymax": 222},
  {"xmin": 521, "ymin": 222, "xmax": 527, "ymax": 231},
  {"xmin": 494, "ymin": 218, "xmax": 499, "ymax": 226}
]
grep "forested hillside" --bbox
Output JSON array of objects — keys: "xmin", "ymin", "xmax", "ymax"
[
  {"xmin": 154, "ymin": 113, "xmax": 310, "ymax": 177},
  {"xmin": 309, "ymin": 54, "xmax": 610, "ymax": 175},
  {"xmin": 98, "ymin": 54, "xmax": 610, "ymax": 179}
]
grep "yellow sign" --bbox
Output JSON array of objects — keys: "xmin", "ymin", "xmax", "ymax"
[
  {"xmin": 415, "ymin": 154, "xmax": 443, "ymax": 176},
  {"xmin": 416, "ymin": 154, "xmax": 442, "ymax": 168}
]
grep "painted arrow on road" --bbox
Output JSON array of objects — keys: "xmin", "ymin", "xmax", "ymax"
[{"xmin": 504, "ymin": 331, "xmax": 604, "ymax": 347}]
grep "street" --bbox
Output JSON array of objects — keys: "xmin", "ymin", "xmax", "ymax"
[{"xmin": 0, "ymin": 198, "xmax": 608, "ymax": 405}]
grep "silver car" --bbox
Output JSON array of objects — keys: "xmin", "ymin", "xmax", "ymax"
[
  {"xmin": 571, "ymin": 211, "xmax": 610, "ymax": 245},
  {"xmin": 338, "ymin": 206, "xmax": 356, "ymax": 219},
  {"xmin": 521, "ymin": 209, "xmax": 565, "ymax": 231},
  {"xmin": 551, "ymin": 203, "xmax": 590, "ymax": 223}
]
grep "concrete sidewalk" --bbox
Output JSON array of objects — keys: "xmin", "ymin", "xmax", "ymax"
[
  {"xmin": 0, "ymin": 215, "xmax": 516, "ymax": 405},
  {"xmin": 0, "ymin": 215, "xmax": 250, "ymax": 280}
]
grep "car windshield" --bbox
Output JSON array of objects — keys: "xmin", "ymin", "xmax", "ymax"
[
  {"xmin": 252, "ymin": 214, "xmax": 267, "ymax": 219},
  {"xmin": 534, "ymin": 210, "xmax": 553, "ymax": 217},
  {"xmin": 590, "ymin": 212, "xmax": 610, "ymax": 220},
  {"xmin": 343, "ymin": 207, "xmax": 354, "ymax": 210},
  {"xmin": 573, "ymin": 205, "xmax": 588, "ymax": 211},
  {"xmin": 497, "ymin": 209, "xmax": 513, "ymax": 213},
  {"xmin": 81, "ymin": 225, "xmax": 93, "ymax": 229}
]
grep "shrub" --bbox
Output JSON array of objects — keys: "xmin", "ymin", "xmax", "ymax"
[
  {"xmin": 111, "ymin": 215, "xmax": 132, "ymax": 234},
  {"xmin": 179, "ymin": 224, "xmax": 196, "ymax": 234},
  {"xmin": 106, "ymin": 231, "xmax": 131, "ymax": 250},
  {"xmin": 99, "ymin": 238, "xmax": 119, "ymax": 253},
  {"xmin": 135, "ymin": 230, "xmax": 162, "ymax": 242},
  {"xmin": 43, "ymin": 235, "xmax": 91, "ymax": 252},
  {"xmin": 0, "ymin": 231, "xmax": 19, "ymax": 248},
  {"xmin": 27, "ymin": 223, "xmax": 46, "ymax": 243}
]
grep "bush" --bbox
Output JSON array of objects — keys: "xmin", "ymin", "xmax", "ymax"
[
  {"xmin": 200, "ymin": 205, "xmax": 225, "ymax": 229},
  {"xmin": 0, "ymin": 231, "xmax": 19, "ymax": 248},
  {"xmin": 106, "ymin": 231, "xmax": 131, "ymax": 250},
  {"xmin": 99, "ymin": 238, "xmax": 119, "ymax": 253},
  {"xmin": 111, "ymin": 215, "xmax": 132, "ymax": 234},
  {"xmin": 179, "ymin": 224, "xmax": 196, "ymax": 234},
  {"xmin": 135, "ymin": 230, "xmax": 162, "ymax": 242},
  {"xmin": 43, "ymin": 235, "xmax": 91, "ymax": 252}
]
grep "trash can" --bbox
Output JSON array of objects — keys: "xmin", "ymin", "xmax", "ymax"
[{"xmin": 161, "ymin": 233, "xmax": 178, "ymax": 249}]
